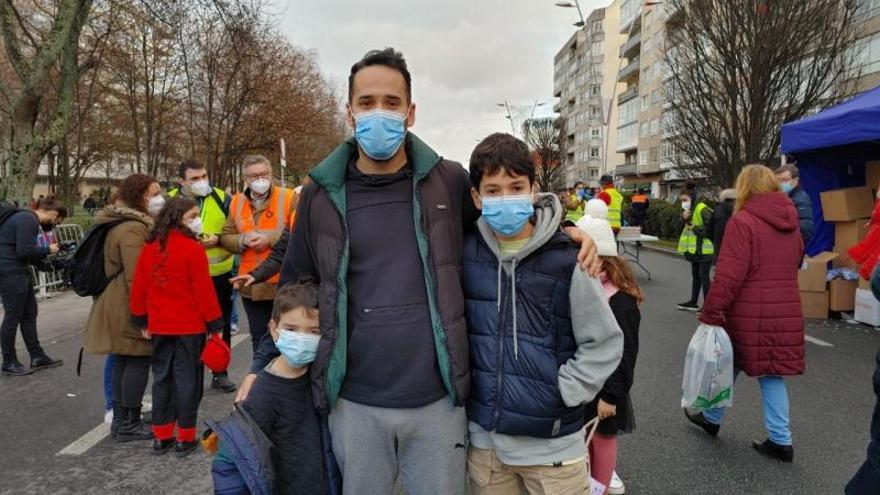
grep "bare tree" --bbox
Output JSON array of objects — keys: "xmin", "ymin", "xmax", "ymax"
[
  {"xmin": 524, "ymin": 117, "xmax": 566, "ymax": 192},
  {"xmin": 0, "ymin": 0, "xmax": 95, "ymax": 205},
  {"xmin": 664, "ymin": 0, "xmax": 861, "ymax": 188}
]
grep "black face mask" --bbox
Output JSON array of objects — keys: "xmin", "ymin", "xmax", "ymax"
[{"xmin": 41, "ymin": 223, "xmax": 55, "ymax": 233}]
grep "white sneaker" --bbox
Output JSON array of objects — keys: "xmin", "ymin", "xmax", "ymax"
[
  {"xmin": 608, "ymin": 471, "xmax": 625, "ymax": 495},
  {"xmin": 103, "ymin": 409, "xmax": 113, "ymax": 425}
]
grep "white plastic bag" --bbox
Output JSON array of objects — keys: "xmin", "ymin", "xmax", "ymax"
[{"xmin": 681, "ymin": 324, "xmax": 734, "ymax": 410}]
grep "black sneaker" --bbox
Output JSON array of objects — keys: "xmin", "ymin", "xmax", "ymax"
[
  {"xmin": 684, "ymin": 408, "xmax": 720, "ymax": 437},
  {"xmin": 211, "ymin": 373, "xmax": 237, "ymax": 394},
  {"xmin": 677, "ymin": 301, "xmax": 700, "ymax": 312},
  {"xmin": 30, "ymin": 355, "xmax": 63, "ymax": 371},
  {"xmin": 175, "ymin": 440, "xmax": 199, "ymax": 458},
  {"xmin": 153, "ymin": 438, "xmax": 176, "ymax": 456},
  {"xmin": 1, "ymin": 361, "xmax": 33, "ymax": 376},
  {"xmin": 752, "ymin": 439, "xmax": 793, "ymax": 463}
]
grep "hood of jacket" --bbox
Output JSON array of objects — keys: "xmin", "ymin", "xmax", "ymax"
[
  {"xmin": 475, "ymin": 192, "xmax": 564, "ymax": 358},
  {"xmin": 741, "ymin": 192, "xmax": 798, "ymax": 233},
  {"xmin": 719, "ymin": 189, "xmax": 737, "ymax": 201},
  {"xmin": 96, "ymin": 204, "xmax": 154, "ymax": 229}
]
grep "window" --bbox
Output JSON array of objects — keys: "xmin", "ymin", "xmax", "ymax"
[
  {"xmin": 617, "ymin": 123, "xmax": 638, "ymax": 149},
  {"xmin": 590, "ymin": 84, "xmax": 601, "ymax": 96},
  {"xmin": 590, "ymin": 127, "xmax": 601, "ymax": 139},
  {"xmin": 589, "ymin": 168, "xmax": 599, "ymax": 178},
  {"xmin": 854, "ymin": 33, "xmax": 880, "ymax": 74},
  {"xmin": 592, "ymin": 20, "xmax": 603, "ymax": 34},
  {"xmin": 649, "ymin": 146, "xmax": 659, "ymax": 163},
  {"xmin": 651, "ymin": 118, "xmax": 660, "ymax": 135},
  {"xmin": 591, "ymin": 41, "xmax": 603, "ymax": 56},
  {"xmin": 621, "ymin": 0, "xmax": 641, "ymax": 27},
  {"xmin": 641, "ymin": 95, "xmax": 650, "ymax": 111},
  {"xmin": 590, "ymin": 147, "xmax": 601, "ymax": 158},
  {"xmin": 590, "ymin": 105, "xmax": 601, "ymax": 117},
  {"xmin": 643, "ymin": 9, "xmax": 653, "ymax": 26},
  {"xmin": 619, "ymin": 98, "xmax": 639, "ymax": 124},
  {"xmin": 639, "ymin": 150, "xmax": 648, "ymax": 165},
  {"xmin": 652, "ymin": 89, "xmax": 662, "ymax": 105},
  {"xmin": 640, "ymin": 122, "xmax": 650, "ymax": 137},
  {"xmin": 857, "ymin": 0, "xmax": 880, "ymax": 18}
]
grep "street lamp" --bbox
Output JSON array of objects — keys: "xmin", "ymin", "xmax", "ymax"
[
  {"xmin": 555, "ymin": 1, "xmax": 585, "ymax": 27},
  {"xmin": 497, "ymin": 100, "xmax": 547, "ymax": 136}
]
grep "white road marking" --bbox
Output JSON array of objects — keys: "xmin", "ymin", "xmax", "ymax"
[
  {"xmin": 58, "ymin": 333, "xmax": 250, "ymax": 456},
  {"xmin": 805, "ymin": 335, "xmax": 834, "ymax": 347}
]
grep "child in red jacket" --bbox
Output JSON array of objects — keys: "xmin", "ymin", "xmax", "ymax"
[{"xmin": 130, "ymin": 196, "xmax": 224, "ymax": 457}]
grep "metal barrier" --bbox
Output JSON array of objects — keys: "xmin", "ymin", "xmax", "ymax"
[
  {"xmin": 54, "ymin": 224, "xmax": 84, "ymax": 244},
  {"xmin": 31, "ymin": 223, "xmax": 84, "ymax": 297}
]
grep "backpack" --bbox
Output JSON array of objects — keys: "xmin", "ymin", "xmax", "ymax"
[
  {"xmin": 66, "ymin": 219, "xmax": 134, "ymax": 297},
  {"xmin": 0, "ymin": 201, "xmax": 21, "ymax": 229}
]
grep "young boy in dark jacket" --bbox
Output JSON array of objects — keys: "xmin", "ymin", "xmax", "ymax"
[
  {"xmin": 462, "ymin": 133, "xmax": 623, "ymax": 494},
  {"xmin": 211, "ymin": 282, "xmax": 334, "ymax": 494}
]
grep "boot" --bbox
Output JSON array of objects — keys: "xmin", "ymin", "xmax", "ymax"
[
  {"xmin": 115, "ymin": 406, "xmax": 153, "ymax": 442},
  {"xmin": 1, "ymin": 360, "xmax": 33, "ymax": 376},
  {"xmin": 752, "ymin": 439, "xmax": 794, "ymax": 463},
  {"xmin": 153, "ymin": 438, "xmax": 176, "ymax": 456},
  {"xmin": 684, "ymin": 408, "xmax": 720, "ymax": 437},
  {"xmin": 211, "ymin": 373, "xmax": 237, "ymax": 394},
  {"xmin": 30, "ymin": 354, "xmax": 63, "ymax": 371},
  {"xmin": 110, "ymin": 401, "xmax": 124, "ymax": 438}
]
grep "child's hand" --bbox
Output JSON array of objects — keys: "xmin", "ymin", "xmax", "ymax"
[
  {"xmin": 597, "ymin": 399, "xmax": 616, "ymax": 420},
  {"xmin": 234, "ymin": 373, "xmax": 258, "ymax": 404}
]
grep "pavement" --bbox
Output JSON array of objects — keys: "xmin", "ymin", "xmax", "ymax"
[{"xmin": 0, "ymin": 250, "xmax": 877, "ymax": 494}]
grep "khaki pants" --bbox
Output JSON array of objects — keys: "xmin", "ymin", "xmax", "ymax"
[{"xmin": 467, "ymin": 447, "xmax": 589, "ymax": 495}]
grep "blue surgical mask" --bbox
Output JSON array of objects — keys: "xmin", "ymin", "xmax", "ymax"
[
  {"xmin": 780, "ymin": 181, "xmax": 794, "ymax": 194},
  {"xmin": 275, "ymin": 330, "xmax": 320, "ymax": 368},
  {"xmin": 481, "ymin": 195, "xmax": 534, "ymax": 237},
  {"xmin": 354, "ymin": 109, "xmax": 408, "ymax": 161}
]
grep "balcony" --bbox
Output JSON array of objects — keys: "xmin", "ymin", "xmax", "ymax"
[
  {"xmin": 619, "ymin": 8, "xmax": 642, "ymax": 35},
  {"xmin": 617, "ymin": 56, "xmax": 641, "ymax": 83},
  {"xmin": 616, "ymin": 163, "xmax": 638, "ymax": 176},
  {"xmin": 639, "ymin": 162, "xmax": 661, "ymax": 174},
  {"xmin": 619, "ymin": 31, "xmax": 642, "ymax": 59},
  {"xmin": 618, "ymin": 85, "xmax": 639, "ymax": 104}
]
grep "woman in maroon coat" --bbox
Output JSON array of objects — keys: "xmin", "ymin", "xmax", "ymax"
[{"xmin": 684, "ymin": 164, "xmax": 805, "ymax": 463}]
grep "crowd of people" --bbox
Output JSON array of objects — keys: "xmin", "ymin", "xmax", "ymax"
[{"xmin": 0, "ymin": 46, "xmax": 879, "ymax": 495}]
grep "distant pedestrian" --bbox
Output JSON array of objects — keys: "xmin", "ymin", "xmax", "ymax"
[
  {"xmin": 597, "ymin": 175, "xmax": 623, "ymax": 231},
  {"xmin": 84, "ymin": 196, "xmax": 97, "ymax": 216},
  {"xmin": 578, "ymin": 199, "xmax": 642, "ymax": 495},
  {"xmin": 676, "ymin": 187, "xmax": 714, "ymax": 311},
  {"xmin": 710, "ymin": 189, "xmax": 737, "ymax": 261},
  {"xmin": 776, "ymin": 164, "xmax": 814, "ymax": 247},
  {"xmin": 684, "ymin": 164, "xmax": 804, "ymax": 463},
  {"xmin": 84, "ymin": 173, "xmax": 164, "ymax": 443},
  {"xmin": 130, "ymin": 196, "xmax": 224, "ymax": 458},
  {"xmin": 0, "ymin": 198, "xmax": 67, "ymax": 376},
  {"xmin": 630, "ymin": 188, "xmax": 649, "ymax": 228}
]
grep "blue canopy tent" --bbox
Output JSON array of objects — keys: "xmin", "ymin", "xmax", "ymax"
[{"xmin": 781, "ymin": 86, "xmax": 880, "ymax": 256}]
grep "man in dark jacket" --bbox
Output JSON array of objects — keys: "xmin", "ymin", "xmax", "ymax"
[
  {"xmin": 233, "ymin": 48, "xmax": 599, "ymax": 495},
  {"xmin": 0, "ymin": 198, "xmax": 66, "ymax": 375},
  {"xmin": 776, "ymin": 164, "xmax": 814, "ymax": 247},
  {"xmin": 709, "ymin": 189, "xmax": 737, "ymax": 261}
]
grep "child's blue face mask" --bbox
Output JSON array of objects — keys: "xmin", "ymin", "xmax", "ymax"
[
  {"xmin": 481, "ymin": 195, "xmax": 534, "ymax": 237},
  {"xmin": 275, "ymin": 330, "xmax": 320, "ymax": 368}
]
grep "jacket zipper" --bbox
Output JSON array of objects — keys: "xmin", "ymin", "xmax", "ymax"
[
  {"xmin": 493, "ymin": 263, "xmax": 508, "ymax": 430},
  {"xmin": 323, "ymin": 194, "xmax": 349, "ymax": 414}
]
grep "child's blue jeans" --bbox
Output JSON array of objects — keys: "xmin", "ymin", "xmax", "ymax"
[{"xmin": 702, "ymin": 369, "xmax": 792, "ymax": 446}]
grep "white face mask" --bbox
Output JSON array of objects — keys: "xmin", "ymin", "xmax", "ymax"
[
  {"xmin": 186, "ymin": 217, "xmax": 203, "ymax": 235},
  {"xmin": 682, "ymin": 201, "xmax": 691, "ymax": 211},
  {"xmin": 190, "ymin": 180, "xmax": 211, "ymax": 197},
  {"xmin": 250, "ymin": 178, "xmax": 271, "ymax": 196},
  {"xmin": 147, "ymin": 195, "xmax": 165, "ymax": 217}
]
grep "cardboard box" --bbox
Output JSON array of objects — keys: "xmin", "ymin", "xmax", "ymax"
[
  {"xmin": 801, "ymin": 291, "xmax": 829, "ymax": 319},
  {"xmin": 834, "ymin": 219, "xmax": 870, "ymax": 252},
  {"xmin": 855, "ymin": 288, "xmax": 880, "ymax": 326},
  {"xmin": 820, "ymin": 186, "xmax": 874, "ymax": 222},
  {"xmin": 797, "ymin": 252, "xmax": 838, "ymax": 292},
  {"xmin": 867, "ymin": 161, "xmax": 880, "ymax": 195},
  {"xmin": 829, "ymin": 279, "xmax": 858, "ymax": 311}
]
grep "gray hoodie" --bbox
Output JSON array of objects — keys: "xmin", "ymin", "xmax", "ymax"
[{"xmin": 468, "ymin": 193, "xmax": 624, "ymax": 466}]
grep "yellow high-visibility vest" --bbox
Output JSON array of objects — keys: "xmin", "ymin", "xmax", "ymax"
[{"xmin": 677, "ymin": 202, "xmax": 715, "ymax": 256}]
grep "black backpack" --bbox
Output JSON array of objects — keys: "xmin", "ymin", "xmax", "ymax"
[{"xmin": 66, "ymin": 219, "xmax": 134, "ymax": 297}]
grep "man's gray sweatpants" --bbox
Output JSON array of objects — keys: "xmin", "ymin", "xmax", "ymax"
[{"xmin": 329, "ymin": 397, "xmax": 467, "ymax": 495}]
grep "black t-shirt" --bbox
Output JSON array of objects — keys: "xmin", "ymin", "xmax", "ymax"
[
  {"xmin": 243, "ymin": 368, "xmax": 325, "ymax": 495},
  {"xmin": 339, "ymin": 159, "xmax": 447, "ymax": 408}
]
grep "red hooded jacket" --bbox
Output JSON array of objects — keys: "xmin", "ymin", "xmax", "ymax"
[
  {"xmin": 699, "ymin": 192, "xmax": 805, "ymax": 377},
  {"xmin": 130, "ymin": 229, "xmax": 223, "ymax": 335}
]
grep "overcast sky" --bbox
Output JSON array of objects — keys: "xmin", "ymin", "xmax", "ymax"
[{"xmin": 279, "ymin": 0, "xmax": 607, "ymax": 166}]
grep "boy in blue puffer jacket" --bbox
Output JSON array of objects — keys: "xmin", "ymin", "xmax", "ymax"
[
  {"xmin": 462, "ymin": 133, "xmax": 623, "ymax": 494},
  {"xmin": 209, "ymin": 282, "xmax": 340, "ymax": 494}
]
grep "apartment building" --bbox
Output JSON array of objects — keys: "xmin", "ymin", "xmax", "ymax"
[
  {"xmin": 552, "ymin": 1, "xmax": 626, "ymax": 189},
  {"xmin": 852, "ymin": 0, "xmax": 880, "ymax": 92}
]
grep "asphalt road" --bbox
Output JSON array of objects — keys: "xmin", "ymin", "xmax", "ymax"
[{"xmin": 0, "ymin": 249, "xmax": 877, "ymax": 494}]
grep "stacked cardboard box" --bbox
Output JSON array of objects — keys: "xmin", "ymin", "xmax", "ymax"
[
  {"xmin": 820, "ymin": 186, "xmax": 874, "ymax": 313},
  {"xmin": 798, "ymin": 252, "xmax": 836, "ymax": 319}
]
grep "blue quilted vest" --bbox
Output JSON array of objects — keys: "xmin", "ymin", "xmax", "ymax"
[{"xmin": 463, "ymin": 230, "xmax": 584, "ymax": 438}]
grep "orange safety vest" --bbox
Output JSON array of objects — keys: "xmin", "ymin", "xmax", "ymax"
[
  {"xmin": 632, "ymin": 194, "xmax": 648, "ymax": 204},
  {"xmin": 231, "ymin": 187, "xmax": 295, "ymax": 284}
]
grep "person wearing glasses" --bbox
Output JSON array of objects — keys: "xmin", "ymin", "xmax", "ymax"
[{"xmin": 220, "ymin": 155, "xmax": 296, "ymax": 354}]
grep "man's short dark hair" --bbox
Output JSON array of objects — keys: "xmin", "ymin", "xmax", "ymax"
[
  {"xmin": 469, "ymin": 133, "xmax": 535, "ymax": 189},
  {"xmin": 574, "ymin": 181, "xmax": 585, "ymax": 188},
  {"xmin": 600, "ymin": 175, "xmax": 613, "ymax": 185},
  {"xmin": 178, "ymin": 159, "xmax": 205, "ymax": 179},
  {"xmin": 349, "ymin": 48, "xmax": 412, "ymax": 103},
  {"xmin": 776, "ymin": 163, "xmax": 799, "ymax": 179},
  {"xmin": 35, "ymin": 198, "xmax": 67, "ymax": 218},
  {"xmin": 272, "ymin": 281, "xmax": 319, "ymax": 322}
]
